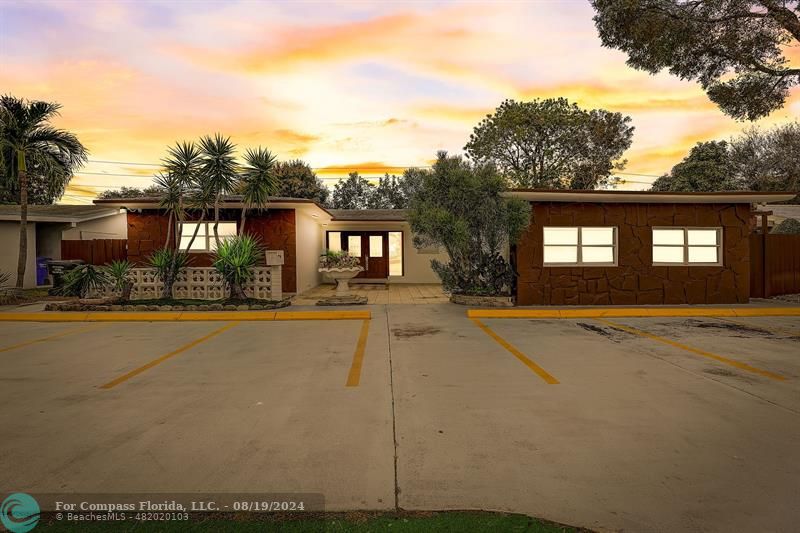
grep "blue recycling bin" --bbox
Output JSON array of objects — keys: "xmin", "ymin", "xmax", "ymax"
[{"xmin": 36, "ymin": 257, "xmax": 51, "ymax": 286}]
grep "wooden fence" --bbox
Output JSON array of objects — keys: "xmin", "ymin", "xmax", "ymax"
[
  {"xmin": 750, "ymin": 234, "xmax": 800, "ymax": 298},
  {"xmin": 61, "ymin": 239, "xmax": 128, "ymax": 265}
]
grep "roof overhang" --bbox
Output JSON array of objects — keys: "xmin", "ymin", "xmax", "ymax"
[
  {"xmin": 0, "ymin": 208, "xmax": 123, "ymax": 223},
  {"xmin": 93, "ymin": 197, "xmax": 334, "ymax": 220},
  {"xmin": 504, "ymin": 190, "xmax": 797, "ymax": 204}
]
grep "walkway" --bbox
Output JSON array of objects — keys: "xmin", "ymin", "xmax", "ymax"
[{"xmin": 292, "ymin": 283, "xmax": 448, "ymax": 305}]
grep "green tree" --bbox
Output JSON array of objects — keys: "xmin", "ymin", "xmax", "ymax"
[
  {"xmin": 97, "ymin": 185, "xmax": 163, "ymax": 199},
  {"xmin": 0, "ymin": 95, "xmax": 88, "ymax": 289},
  {"xmin": 368, "ymin": 174, "xmax": 408, "ymax": 209},
  {"xmin": 650, "ymin": 141, "xmax": 741, "ymax": 192},
  {"xmin": 730, "ymin": 121, "xmax": 800, "ymax": 196},
  {"xmin": 239, "ymin": 147, "xmax": 278, "ymax": 232},
  {"xmin": 464, "ymin": 98, "xmax": 633, "ymax": 189},
  {"xmin": 274, "ymin": 160, "xmax": 329, "ymax": 205},
  {"xmin": 331, "ymin": 172, "xmax": 374, "ymax": 209},
  {"xmin": 591, "ymin": 0, "xmax": 800, "ymax": 121},
  {"xmin": 199, "ymin": 133, "xmax": 239, "ymax": 246},
  {"xmin": 408, "ymin": 152, "xmax": 531, "ymax": 296}
]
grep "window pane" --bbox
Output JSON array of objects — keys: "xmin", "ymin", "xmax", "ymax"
[
  {"xmin": 581, "ymin": 246, "xmax": 614, "ymax": 263},
  {"xmin": 544, "ymin": 245, "xmax": 577, "ymax": 264},
  {"xmin": 688, "ymin": 229, "xmax": 719, "ymax": 246},
  {"xmin": 653, "ymin": 246, "xmax": 684, "ymax": 263},
  {"xmin": 327, "ymin": 232, "xmax": 342, "ymax": 252},
  {"xmin": 389, "ymin": 232, "xmax": 403, "ymax": 276},
  {"xmin": 653, "ymin": 229, "xmax": 685, "ymax": 245},
  {"xmin": 689, "ymin": 246, "xmax": 718, "ymax": 263},
  {"xmin": 216, "ymin": 222, "xmax": 237, "ymax": 237},
  {"xmin": 179, "ymin": 223, "xmax": 206, "ymax": 251},
  {"xmin": 369, "ymin": 235, "xmax": 384, "ymax": 257},
  {"xmin": 581, "ymin": 227, "xmax": 614, "ymax": 246},
  {"xmin": 543, "ymin": 227, "xmax": 578, "ymax": 245},
  {"xmin": 347, "ymin": 235, "xmax": 362, "ymax": 257}
]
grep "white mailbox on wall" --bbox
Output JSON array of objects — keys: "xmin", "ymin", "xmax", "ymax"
[{"xmin": 265, "ymin": 250, "xmax": 284, "ymax": 266}]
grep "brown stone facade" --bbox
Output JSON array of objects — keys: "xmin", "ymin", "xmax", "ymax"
[
  {"xmin": 126, "ymin": 209, "xmax": 297, "ymax": 293},
  {"xmin": 515, "ymin": 202, "xmax": 751, "ymax": 306}
]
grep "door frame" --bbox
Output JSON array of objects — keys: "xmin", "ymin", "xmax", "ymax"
[{"xmin": 335, "ymin": 231, "xmax": 390, "ymax": 279}]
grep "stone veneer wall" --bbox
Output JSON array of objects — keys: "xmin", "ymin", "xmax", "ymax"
[
  {"xmin": 515, "ymin": 202, "xmax": 751, "ymax": 306},
  {"xmin": 126, "ymin": 208, "xmax": 297, "ymax": 293}
]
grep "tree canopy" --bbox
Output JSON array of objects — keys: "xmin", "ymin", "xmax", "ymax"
[
  {"xmin": 273, "ymin": 159, "xmax": 329, "ymax": 205},
  {"xmin": 98, "ymin": 185, "xmax": 164, "ymax": 199},
  {"xmin": 650, "ymin": 141, "xmax": 739, "ymax": 192},
  {"xmin": 0, "ymin": 96, "xmax": 88, "ymax": 205},
  {"xmin": 330, "ymin": 172, "xmax": 374, "ymax": 209},
  {"xmin": 592, "ymin": 0, "xmax": 800, "ymax": 121},
  {"xmin": 650, "ymin": 122, "xmax": 800, "ymax": 201},
  {"xmin": 330, "ymin": 171, "xmax": 414, "ymax": 209},
  {"xmin": 407, "ymin": 152, "xmax": 531, "ymax": 296},
  {"xmin": 464, "ymin": 98, "xmax": 634, "ymax": 189}
]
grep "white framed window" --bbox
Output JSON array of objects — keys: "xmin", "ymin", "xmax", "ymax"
[
  {"xmin": 179, "ymin": 221, "xmax": 237, "ymax": 252},
  {"xmin": 652, "ymin": 227, "xmax": 722, "ymax": 265},
  {"xmin": 543, "ymin": 226, "xmax": 617, "ymax": 266}
]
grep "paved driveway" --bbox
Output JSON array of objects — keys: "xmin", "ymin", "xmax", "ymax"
[{"xmin": 1, "ymin": 305, "xmax": 798, "ymax": 532}]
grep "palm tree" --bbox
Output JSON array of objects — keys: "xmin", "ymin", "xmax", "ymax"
[
  {"xmin": 199, "ymin": 133, "xmax": 238, "ymax": 247},
  {"xmin": 0, "ymin": 95, "xmax": 88, "ymax": 289},
  {"xmin": 161, "ymin": 141, "xmax": 203, "ymax": 248},
  {"xmin": 239, "ymin": 147, "xmax": 278, "ymax": 232}
]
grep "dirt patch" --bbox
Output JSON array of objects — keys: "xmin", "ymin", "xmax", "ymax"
[
  {"xmin": 683, "ymin": 319, "xmax": 770, "ymax": 337},
  {"xmin": 575, "ymin": 322, "xmax": 629, "ymax": 343},
  {"xmin": 392, "ymin": 325, "xmax": 441, "ymax": 339}
]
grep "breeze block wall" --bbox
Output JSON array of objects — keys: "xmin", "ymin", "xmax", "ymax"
[
  {"xmin": 126, "ymin": 208, "xmax": 297, "ymax": 294},
  {"xmin": 515, "ymin": 202, "xmax": 751, "ymax": 306}
]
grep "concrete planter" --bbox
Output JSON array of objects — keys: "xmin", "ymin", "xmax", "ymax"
[
  {"xmin": 319, "ymin": 267, "xmax": 363, "ymax": 295},
  {"xmin": 450, "ymin": 294, "xmax": 514, "ymax": 307}
]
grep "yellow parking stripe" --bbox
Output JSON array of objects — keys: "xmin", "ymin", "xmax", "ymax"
[
  {"xmin": 0, "ymin": 323, "xmax": 106, "ymax": 353},
  {"xmin": 99, "ymin": 322, "xmax": 240, "ymax": 389},
  {"xmin": 596, "ymin": 318, "xmax": 786, "ymax": 382},
  {"xmin": 468, "ymin": 307, "xmax": 800, "ymax": 319},
  {"xmin": 345, "ymin": 320, "xmax": 371, "ymax": 387},
  {"xmin": 471, "ymin": 318, "xmax": 559, "ymax": 384}
]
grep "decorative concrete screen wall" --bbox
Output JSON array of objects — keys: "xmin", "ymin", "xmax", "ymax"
[{"xmin": 92, "ymin": 266, "xmax": 282, "ymax": 300}]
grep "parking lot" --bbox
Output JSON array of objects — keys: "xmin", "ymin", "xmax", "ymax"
[{"xmin": 1, "ymin": 304, "xmax": 799, "ymax": 532}]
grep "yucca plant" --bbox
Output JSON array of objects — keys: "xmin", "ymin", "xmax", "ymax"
[
  {"xmin": 104, "ymin": 260, "xmax": 134, "ymax": 300},
  {"xmin": 56, "ymin": 265, "xmax": 109, "ymax": 298},
  {"xmin": 0, "ymin": 270, "xmax": 9, "ymax": 287},
  {"xmin": 212, "ymin": 234, "xmax": 263, "ymax": 300},
  {"xmin": 149, "ymin": 247, "xmax": 191, "ymax": 299}
]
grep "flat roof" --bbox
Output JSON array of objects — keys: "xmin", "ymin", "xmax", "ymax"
[
  {"xmin": 328, "ymin": 209, "xmax": 407, "ymax": 221},
  {"xmin": 505, "ymin": 189, "xmax": 797, "ymax": 204},
  {"xmin": 94, "ymin": 196, "xmax": 334, "ymax": 216},
  {"xmin": 0, "ymin": 205, "xmax": 122, "ymax": 223}
]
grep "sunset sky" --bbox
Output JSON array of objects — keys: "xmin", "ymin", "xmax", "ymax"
[{"xmin": 2, "ymin": 0, "xmax": 799, "ymax": 203}]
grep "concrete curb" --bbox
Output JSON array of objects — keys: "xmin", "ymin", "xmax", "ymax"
[
  {"xmin": 467, "ymin": 307, "xmax": 800, "ymax": 319},
  {"xmin": 0, "ymin": 310, "xmax": 371, "ymax": 322}
]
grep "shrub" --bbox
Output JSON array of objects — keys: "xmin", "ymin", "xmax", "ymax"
[
  {"xmin": 408, "ymin": 152, "xmax": 531, "ymax": 296},
  {"xmin": 104, "ymin": 260, "xmax": 134, "ymax": 300},
  {"xmin": 212, "ymin": 234, "xmax": 263, "ymax": 299},
  {"xmin": 771, "ymin": 218, "xmax": 800, "ymax": 234},
  {"xmin": 319, "ymin": 250, "xmax": 362, "ymax": 269},
  {"xmin": 0, "ymin": 271, "xmax": 9, "ymax": 288},
  {"xmin": 149, "ymin": 247, "xmax": 191, "ymax": 299},
  {"xmin": 56, "ymin": 265, "xmax": 109, "ymax": 298}
]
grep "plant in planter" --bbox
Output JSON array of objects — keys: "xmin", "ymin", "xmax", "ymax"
[
  {"xmin": 104, "ymin": 260, "xmax": 134, "ymax": 301},
  {"xmin": 149, "ymin": 247, "xmax": 191, "ymax": 299},
  {"xmin": 318, "ymin": 250, "xmax": 363, "ymax": 295},
  {"xmin": 408, "ymin": 152, "xmax": 531, "ymax": 303},
  {"xmin": 212, "ymin": 234, "xmax": 263, "ymax": 300},
  {"xmin": 55, "ymin": 264, "xmax": 110, "ymax": 299}
]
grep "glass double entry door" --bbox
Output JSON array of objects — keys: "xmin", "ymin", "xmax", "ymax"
[{"xmin": 340, "ymin": 231, "xmax": 389, "ymax": 279}]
